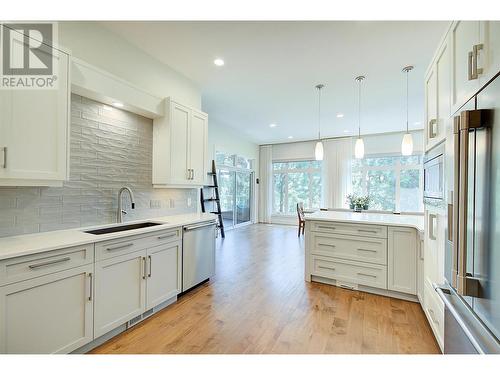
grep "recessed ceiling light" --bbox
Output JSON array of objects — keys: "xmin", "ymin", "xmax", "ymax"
[
  {"xmin": 112, "ymin": 102, "xmax": 124, "ymax": 108},
  {"xmin": 337, "ymin": 113, "xmax": 344, "ymax": 118},
  {"xmin": 269, "ymin": 123, "xmax": 277, "ymax": 128},
  {"xmin": 288, "ymin": 136, "xmax": 293, "ymax": 139},
  {"xmin": 214, "ymin": 58, "xmax": 225, "ymax": 66}
]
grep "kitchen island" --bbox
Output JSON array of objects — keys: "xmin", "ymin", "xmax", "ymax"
[{"xmin": 304, "ymin": 210, "xmax": 424, "ymax": 302}]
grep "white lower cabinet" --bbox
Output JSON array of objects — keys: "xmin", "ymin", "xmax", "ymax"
[
  {"xmin": 0, "ymin": 264, "xmax": 93, "ymax": 354},
  {"xmin": 94, "ymin": 250, "xmax": 147, "ymax": 338},
  {"xmin": 146, "ymin": 243, "xmax": 182, "ymax": 310},
  {"xmin": 387, "ymin": 227, "xmax": 417, "ymax": 295}
]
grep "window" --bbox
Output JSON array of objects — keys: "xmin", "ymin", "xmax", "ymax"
[
  {"xmin": 272, "ymin": 160, "xmax": 322, "ymax": 215},
  {"xmin": 351, "ymin": 155, "xmax": 423, "ymax": 212}
]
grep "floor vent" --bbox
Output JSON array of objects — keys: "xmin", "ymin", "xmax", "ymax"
[
  {"xmin": 336, "ymin": 280, "xmax": 358, "ymax": 291},
  {"xmin": 127, "ymin": 315, "xmax": 143, "ymax": 328}
]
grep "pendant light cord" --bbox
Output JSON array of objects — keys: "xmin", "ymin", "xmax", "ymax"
[
  {"xmin": 358, "ymin": 79, "xmax": 362, "ymax": 138},
  {"xmin": 318, "ymin": 86, "xmax": 322, "ymax": 140},
  {"xmin": 406, "ymin": 69, "xmax": 409, "ymax": 133}
]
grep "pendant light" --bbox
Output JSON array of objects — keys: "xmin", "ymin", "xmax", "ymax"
[
  {"xmin": 401, "ymin": 65, "xmax": 414, "ymax": 156},
  {"xmin": 354, "ymin": 76, "xmax": 365, "ymax": 159},
  {"xmin": 314, "ymin": 84, "xmax": 325, "ymax": 161}
]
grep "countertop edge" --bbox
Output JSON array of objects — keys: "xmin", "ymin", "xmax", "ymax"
[
  {"xmin": 0, "ymin": 214, "xmax": 217, "ymax": 261},
  {"xmin": 304, "ymin": 215, "xmax": 424, "ymax": 233}
]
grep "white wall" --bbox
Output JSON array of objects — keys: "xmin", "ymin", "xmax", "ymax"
[{"xmin": 59, "ymin": 22, "xmax": 201, "ymax": 110}]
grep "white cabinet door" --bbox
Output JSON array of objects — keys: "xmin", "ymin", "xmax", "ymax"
[
  {"xmin": 94, "ymin": 250, "xmax": 146, "ymax": 338},
  {"xmin": 436, "ymin": 40, "xmax": 451, "ymax": 144},
  {"xmin": 169, "ymin": 102, "xmax": 190, "ymax": 184},
  {"xmin": 451, "ymin": 21, "xmax": 481, "ymax": 112},
  {"xmin": 479, "ymin": 21, "xmax": 500, "ymax": 87},
  {"xmin": 146, "ymin": 242, "xmax": 181, "ymax": 310},
  {"xmin": 0, "ymin": 45, "xmax": 69, "ymax": 185},
  {"xmin": 0, "ymin": 264, "xmax": 93, "ymax": 354},
  {"xmin": 387, "ymin": 227, "xmax": 417, "ymax": 295},
  {"xmin": 425, "ymin": 67, "xmax": 438, "ymax": 151},
  {"xmin": 189, "ymin": 110, "xmax": 207, "ymax": 185}
]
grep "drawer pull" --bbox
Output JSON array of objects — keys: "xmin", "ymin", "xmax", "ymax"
[
  {"xmin": 88, "ymin": 272, "xmax": 93, "ymax": 301},
  {"xmin": 318, "ymin": 243, "xmax": 336, "ymax": 248},
  {"xmin": 428, "ymin": 308, "xmax": 439, "ymax": 325},
  {"xmin": 28, "ymin": 257, "xmax": 71, "ymax": 269},
  {"xmin": 357, "ymin": 248, "xmax": 377, "ymax": 253},
  {"xmin": 357, "ymin": 229, "xmax": 377, "ymax": 234},
  {"xmin": 157, "ymin": 233, "xmax": 177, "ymax": 240},
  {"xmin": 317, "ymin": 225, "xmax": 335, "ymax": 230},
  {"xmin": 357, "ymin": 272, "xmax": 377, "ymax": 278},
  {"xmin": 318, "ymin": 265, "xmax": 336, "ymax": 271},
  {"xmin": 106, "ymin": 242, "xmax": 134, "ymax": 251}
]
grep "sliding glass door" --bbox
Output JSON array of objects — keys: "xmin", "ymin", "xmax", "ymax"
[{"xmin": 216, "ymin": 152, "xmax": 254, "ymax": 230}]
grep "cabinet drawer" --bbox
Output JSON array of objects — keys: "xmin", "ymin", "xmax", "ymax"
[
  {"xmin": 95, "ymin": 227, "xmax": 181, "ymax": 261},
  {"xmin": 310, "ymin": 232, "xmax": 387, "ymax": 265},
  {"xmin": 0, "ymin": 244, "xmax": 94, "ymax": 286},
  {"xmin": 424, "ymin": 280, "xmax": 444, "ymax": 350},
  {"xmin": 311, "ymin": 256, "xmax": 387, "ymax": 290},
  {"xmin": 309, "ymin": 221, "xmax": 387, "ymax": 239}
]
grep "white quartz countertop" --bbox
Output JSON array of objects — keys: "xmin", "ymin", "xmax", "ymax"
[
  {"xmin": 305, "ymin": 211, "xmax": 424, "ymax": 233},
  {"xmin": 0, "ymin": 213, "xmax": 217, "ymax": 261}
]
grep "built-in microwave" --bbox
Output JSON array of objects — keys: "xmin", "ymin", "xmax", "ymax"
[{"xmin": 423, "ymin": 142, "xmax": 445, "ymax": 201}]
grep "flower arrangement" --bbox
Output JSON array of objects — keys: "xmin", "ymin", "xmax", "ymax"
[{"xmin": 346, "ymin": 194, "xmax": 371, "ymax": 211}]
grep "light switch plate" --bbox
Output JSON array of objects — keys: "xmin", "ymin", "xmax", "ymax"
[
  {"xmin": 150, "ymin": 200, "xmax": 162, "ymax": 209},
  {"xmin": 187, "ymin": 197, "xmax": 192, "ymax": 207}
]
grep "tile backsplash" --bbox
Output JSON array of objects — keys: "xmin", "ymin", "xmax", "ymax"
[{"xmin": 0, "ymin": 94, "xmax": 198, "ymax": 238}]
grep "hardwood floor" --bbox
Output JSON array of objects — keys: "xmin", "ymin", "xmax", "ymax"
[{"xmin": 90, "ymin": 224, "xmax": 440, "ymax": 354}]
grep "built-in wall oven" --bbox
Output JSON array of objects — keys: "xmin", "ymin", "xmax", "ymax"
[{"xmin": 423, "ymin": 142, "xmax": 445, "ymax": 203}]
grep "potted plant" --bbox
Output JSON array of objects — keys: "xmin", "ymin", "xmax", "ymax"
[
  {"xmin": 346, "ymin": 194, "xmax": 356, "ymax": 209},
  {"xmin": 346, "ymin": 194, "xmax": 370, "ymax": 211}
]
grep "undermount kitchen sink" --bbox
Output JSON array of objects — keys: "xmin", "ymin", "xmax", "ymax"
[{"xmin": 83, "ymin": 221, "xmax": 163, "ymax": 235}]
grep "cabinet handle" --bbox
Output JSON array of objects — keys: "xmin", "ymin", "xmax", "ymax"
[
  {"xmin": 191, "ymin": 169, "xmax": 195, "ymax": 180},
  {"xmin": 428, "ymin": 119, "xmax": 437, "ymax": 138},
  {"xmin": 468, "ymin": 50, "xmax": 474, "ymax": 80},
  {"xmin": 428, "ymin": 308, "xmax": 439, "ymax": 325},
  {"xmin": 469, "ymin": 44, "xmax": 484, "ymax": 80},
  {"xmin": 318, "ymin": 243, "xmax": 336, "ymax": 248},
  {"xmin": 106, "ymin": 242, "xmax": 134, "ymax": 251},
  {"xmin": 142, "ymin": 256, "xmax": 147, "ymax": 280},
  {"xmin": 317, "ymin": 225, "xmax": 335, "ymax": 230},
  {"xmin": 1, "ymin": 147, "xmax": 6, "ymax": 168},
  {"xmin": 357, "ymin": 248, "xmax": 377, "ymax": 253},
  {"xmin": 358, "ymin": 229, "xmax": 377, "ymax": 233},
  {"xmin": 158, "ymin": 233, "xmax": 177, "ymax": 240},
  {"xmin": 357, "ymin": 272, "xmax": 377, "ymax": 278},
  {"xmin": 28, "ymin": 257, "xmax": 71, "ymax": 269},
  {"xmin": 318, "ymin": 265, "xmax": 336, "ymax": 271},
  {"xmin": 148, "ymin": 255, "xmax": 152, "ymax": 278},
  {"xmin": 88, "ymin": 272, "xmax": 93, "ymax": 301},
  {"xmin": 429, "ymin": 213, "xmax": 437, "ymax": 240}
]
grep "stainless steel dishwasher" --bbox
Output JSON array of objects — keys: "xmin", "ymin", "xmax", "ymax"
[{"xmin": 182, "ymin": 220, "xmax": 216, "ymax": 292}]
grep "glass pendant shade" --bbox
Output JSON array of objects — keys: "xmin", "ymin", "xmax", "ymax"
[
  {"xmin": 401, "ymin": 133, "xmax": 413, "ymax": 156},
  {"xmin": 354, "ymin": 137, "xmax": 365, "ymax": 159},
  {"xmin": 315, "ymin": 141, "xmax": 324, "ymax": 161}
]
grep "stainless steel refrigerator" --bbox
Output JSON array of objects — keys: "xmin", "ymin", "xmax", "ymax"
[{"xmin": 436, "ymin": 72, "xmax": 500, "ymax": 353}]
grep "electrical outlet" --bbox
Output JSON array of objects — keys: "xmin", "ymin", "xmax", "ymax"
[
  {"xmin": 150, "ymin": 200, "xmax": 162, "ymax": 209},
  {"xmin": 187, "ymin": 197, "xmax": 192, "ymax": 207}
]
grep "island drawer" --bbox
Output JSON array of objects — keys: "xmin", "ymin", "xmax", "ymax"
[
  {"xmin": 95, "ymin": 227, "xmax": 181, "ymax": 261},
  {"xmin": 0, "ymin": 244, "xmax": 94, "ymax": 286},
  {"xmin": 310, "ymin": 232, "xmax": 387, "ymax": 265},
  {"xmin": 311, "ymin": 255, "xmax": 387, "ymax": 290},
  {"xmin": 309, "ymin": 221, "xmax": 387, "ymax": 239}
]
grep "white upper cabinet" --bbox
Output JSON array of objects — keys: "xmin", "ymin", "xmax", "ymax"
[
  {"xmin": 153, "ymin": 98, "xmax": 208, "ymax": 188},
  {"xmin": 425, "ymin": 66, "xmax": 438, "ymax": 150},
  {"xmin": 0, "ymin": 32, "xmax": 70, "ymax": 186},
  {"xmin": 479, "ymin": 21, "xmax": 500, "ymax": 87},
  {"xmin": 451, "ymin": 21, "xmax": 481, "ymax": 113}
]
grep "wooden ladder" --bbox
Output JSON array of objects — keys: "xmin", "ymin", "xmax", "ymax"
[{"xmin": 200, "ymin": 160, "xmax": 225, "ymax": 238}]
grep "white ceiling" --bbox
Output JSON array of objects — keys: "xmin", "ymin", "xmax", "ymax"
[{"xmin": 101, "ymin": 21, "xmax": 449, "ymax": 144}]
